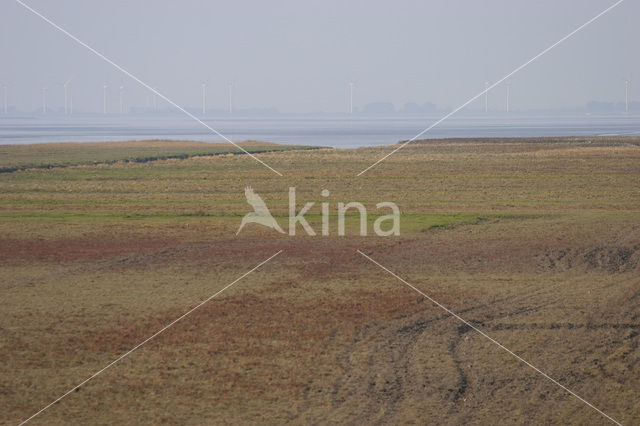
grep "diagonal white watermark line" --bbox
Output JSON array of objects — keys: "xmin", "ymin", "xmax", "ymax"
[
  {"xmin": 18, "ymin": 249, "xmax": 283, "ymax": 425},
  {"xmin": 14, "ymin": 0, "xmax": 283, "ymax": 177},
  {"xmin": 356, "ymin": 250, "xmax": 622, "ymax": 425},
  {"xmin": 357, "ymin": 0, "xmax": 626, "ymax": 176}
]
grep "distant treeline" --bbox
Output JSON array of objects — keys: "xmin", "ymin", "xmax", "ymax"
[
  {"xmin": 586, "ymin": 100, "xmax": 640, "ymax": 112},
  {"xmin": 357, "ymin": 102, "xmax": 438, "ymax": 115}
]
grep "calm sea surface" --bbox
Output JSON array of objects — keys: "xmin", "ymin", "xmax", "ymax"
[{"xmin": 1, "ymin": 114, "xmax": 639, "ymax": 148}]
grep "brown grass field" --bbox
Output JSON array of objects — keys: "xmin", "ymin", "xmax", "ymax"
[{"xmin": 1, "ymin": 137, "xmax": 639, "ymax": 425}]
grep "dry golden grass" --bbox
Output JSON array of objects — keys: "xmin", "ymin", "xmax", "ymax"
[{"xmin": 1, "ymin": 138, "xmax": 639, "ymax": 424}]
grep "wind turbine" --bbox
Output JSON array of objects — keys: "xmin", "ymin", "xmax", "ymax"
[
  {"xmin": 119, "ymin": 84, "xmax": 124, "ymax": 114},
  {"xmin": 152, "ymin": 88, "xmax": 157, "ymax": 111},
  {"xmin": 42, "ymin": 86, "xmax": 48, "ymax": 114},
  {"xmin": 201, "ymin": 82, "xmax": 206, "ymax": 115},
  {"xmin": 505, "ymin": 81, "xmax": 511, "ymax": 113},
  {"xmin": 484, "ymin": 80, "xmax": 489, "ymax": 113},
  {"xmin": 625, "ymin": 79, "xmax": 630, "ymax": 113},
  {"xmin": 349, "ymin": 81, "xmax": 354, "ymax": 114},
  {"xmin": 69, "ymin": 95, "xmax": 73, "ymax": 115},
  {"xmin": 63, "ymin": 76, "xmax": 73, "ymax": 115},
  {"xmin": 103, "ymin": 82, "xmax": 108, "ymax": 114},
  {"xmin": 228, "ymin": 83, "xmax": 233, "ymax": 114}
]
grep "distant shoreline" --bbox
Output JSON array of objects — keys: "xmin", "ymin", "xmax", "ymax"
[
  {"xmin": 2, "ymin": 136, "xmax": 639, "ymax": 174},
  {"xmin": 2, "ymin": 115, "xmax": 639, "ymax": 148}
]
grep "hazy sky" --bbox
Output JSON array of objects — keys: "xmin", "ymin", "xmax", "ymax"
[{"xmin": 1, "ymin": 0, "xmax": 638, "ymax": 113}]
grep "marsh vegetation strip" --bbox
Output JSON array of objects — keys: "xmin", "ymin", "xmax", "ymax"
[
  {"xmin": 0, "ymin": 140, "xmax": 323, "ymax": 172},
  {"xmin": 1, "ymin": 138, "xmax": 639, "ymax": 424}
]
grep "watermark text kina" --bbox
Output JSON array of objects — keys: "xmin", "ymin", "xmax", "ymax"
[{"xmin": 237, "ymin": 186, "xmax": 400, "ymax": 236}]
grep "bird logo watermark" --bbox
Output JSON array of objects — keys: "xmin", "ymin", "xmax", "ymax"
[{"xmin": 236, "ymin": 186, "xmax": 285, "ymax": 235}]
